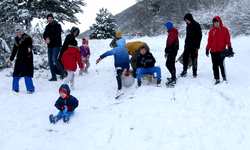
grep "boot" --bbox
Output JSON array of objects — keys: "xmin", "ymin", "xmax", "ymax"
[
  {"xmin": 193, "ymin": 72, "xmax": 197, "ymax": 78},
  {"xmin": 137, "ymin": 80, "xmax": 142, "ymax": 88},
  {"xmin": 215, "ymin": 79, "xmax": 220, "ymax": 85},
  {"xmin": 180, "ymin": 71, "xmax": 187, "ymax": 77},
  {"xmin": 156, "ymin": 79, "xmax": 161, "ymax": 87}
]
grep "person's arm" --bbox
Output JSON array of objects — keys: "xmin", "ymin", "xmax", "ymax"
[
  {"xmin": 165, "ymin": 32, "xmax": 176, "ymax": 53},
  {"xmin": 10, "ymin": 40, "xmax": 18, "ymax": 62},
  {"xmin": 225, "ymin": 28, "xmax": 232, "ymax": 48},
  {"xmin": 195, "ymin": 23, "xmax": 202, "ymax": 49}
]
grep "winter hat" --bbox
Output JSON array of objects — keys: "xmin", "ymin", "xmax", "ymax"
[
  {"xmin": 14, "ymin": 24, "xmax": 24, "ymax": 34},
  {"xmin": 82, "ymin": 39, "xmax": 88, "ymax": 44},
  {"xmin": 116, "ymin": 30, "xmax": 122, "ymax": 36},
  {"xmin": 59, "ymin": 88, "xmax": 68, "ymax": 95},
  {"xmin": 47, "ymin": 14, "xmax": 54, "ymax": 19},
  {"xmin": 69, "ymin": 39, "xmax": 78, "ymax": 46},
  {"xmin": 164, "ymin": 21, "xmax": 173, "ymax": 30}
]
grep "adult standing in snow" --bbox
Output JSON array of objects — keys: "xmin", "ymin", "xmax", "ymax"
[
  {"xmin": 43, "ymin": 14, "xmax": 65, "ymax": 81},
  {"xmin": 9, "ymin": 25, "xmax": 35, "ymax": 94},
  {"xmin": 109, "ymin": 30, "xmax": 122, "ymax": 48},
  {"xmin": 59, "ymin": 27, "xmax": 80, "ymax": 71},
  {"xmin": 96, "ymin": 38, "xmax": 130, "ymax": 99},
  {"xmin": 164, "ymin": 21, "xmax": 179, "ymax": 87},
  {"xmin": 125, "ymin": 41, "xmax": 150, "ymax": 78},
  {"xmin": 205, "ymin": 16, "xmax": 233, "ymax": 85},
  {"xmin": 180, "ymin": 13, "xmax": 202, "ymax": 78}
]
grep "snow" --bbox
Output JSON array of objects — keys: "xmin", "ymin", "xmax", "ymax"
[{"xmin": 1, "ymin": 35, "xmax": 250, "ymax": 150}]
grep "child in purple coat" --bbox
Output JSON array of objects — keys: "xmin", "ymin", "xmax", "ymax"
[{"xmin": 79, "ymin": 38, "xmax": 90, "ymax": 74}]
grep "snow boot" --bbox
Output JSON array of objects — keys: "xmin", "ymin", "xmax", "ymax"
[
  {"xmin": 156, "ymin": 79, "xmax": 161, "ymax": 87},
  {"xmin": 115, "ymin": 89, "xmax": 124, "ymax": 99},
  {"xmin": 193, "ymin": 72, "xmax": 197, "ymax": 78},
  {"xmin": 136, "ymin": 80, "xmax": 142, "ymax": 88},
  {"xmin": 180, "ymin": 71, "xmax": 187, "ymax": 77},
  {"xmin": 215, "ymin": 79, "xmax": 220, "ymax": 85},
  {"xmin": 49, "ymin": 114, "xmax": 58, "ymax": 124},
  {"xmin": 63, "ymin": 114, "xmax": 70, "ymax": 124},
  {"xmin": 166, "ymin": 79, "xmax": 176, "ymax": 87}
]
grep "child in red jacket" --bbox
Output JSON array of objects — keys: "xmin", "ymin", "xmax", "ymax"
[{"xmin": 61, "ymin": 40, "xmax": 84, "ymax": 90}]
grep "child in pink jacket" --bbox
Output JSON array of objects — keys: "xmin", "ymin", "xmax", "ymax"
[{"xmin": 79, "ymin": 38, "xmax": 91, "ymax": 74}]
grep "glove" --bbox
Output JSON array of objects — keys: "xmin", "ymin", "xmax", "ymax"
[
  {"xmin": 79, "ymin": 69, "xmax": 83, "ymax": 75},
  {"xmin": 61, "ymin": 106, "xmax": 65, "ymax": 111},
  {"xmin": 206, "ymin": 50, "xmax": 209, "ymax": 57},
  {"xmin": 146, "ymin": 59, "xmax": 152, "ymax": 63},
  {"xmin": 9, "ymin": 61, "xmax": 13, "ymax": 66},
  {"xmin": 228, "ymin": 47, "xmax": 233, "ymax": 52},
  {"xmin": 196, "ymin": 49, "xmax": 198, "ymax": 54},
  {"xmin": 63, "ymin": 105, "xmax": 68, "ymax": 113},
  {"xmin": 164, "ymin": 53, "xmax": 169, "ymax": 59},
  {"xmin": 67, "ymin": 106, "xmax": 73, "ymax": 111},
  {"xmin": 96, "ymin": 57, "xmax": 102, "ymax": 64},
  {"xmin": 141, "ymin": 58, "xmax": 145, "ymax": 64},
  {"xmin": 125, "ymin": 69, "xmax": 130, "ymax": 76}
]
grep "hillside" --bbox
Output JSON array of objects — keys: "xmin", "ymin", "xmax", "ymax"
[{"xmin": 0, "ymin": 35, "xmax": 250, "ymax": 150}]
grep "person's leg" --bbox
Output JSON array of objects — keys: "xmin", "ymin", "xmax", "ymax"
[
  {"xmin": 136, "ymin": 67, "xmax": 148, "ymax": 81},
  {"xmin": 85, "ymin": 61, "xmax": 90, "ymax": 72},
  {"xmin": 56, "ymin": 111, "xmax": 64, "ymax": 120},
  {"xmin": 52, "ymin": 46, "xmax": 64, "ymax": 76},
  {"xmin": 211, "ymin": 52, "xmax": 220, "ymax": 80},
  {"xmin": 48, "ymin": 47, "xmax": 56, "ymax": 79},
  {"xmin": 24, "ymin": 76, "xmax": 35, "ymax": 91},
  {"xmin": 219, "ymin": 53, "xmax": 226, "ymax": 79},
  {"xmin": 166, "ymin": 51, "xmax": 177, "ymax": 80},
  {"xmin": 70, "ymin": 72, "xmax": 75, "ymax": 87},
  {"xmin": 64, "ymin": 71, "xmax": 74, "ymax": 84},
  {"xmin": 148, "ymin": 67, "xmax": 161, "ymax": 80},
  {"xmin": 116, "ymin": 69, "xmax": 124, "ymax": 90},
  {"xmin": 64, "ymin": 111, "xmax": 75, "ymax": 118},
  {"xmin": 190, "ymin": 48, "xmax": 198, "ymax": 74},
  {"xmin": 182, "ymin": 49, "xmax": 190, "ymax": 72},
  {"xmin": 12, "ymin": 75, "xmax": 21, "ymax": 91}
]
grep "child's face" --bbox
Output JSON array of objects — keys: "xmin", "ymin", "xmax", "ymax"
[
  {"xmin": 60, "ymin": 92, "xmax": 67, "ymax": 98},
  {"xmin": 140, "ymin": 48, "xmax": 146, "ymax": 55},
  {"xmin": 83, "ymin": 42, "xmax": 88, "ymax": 45}
]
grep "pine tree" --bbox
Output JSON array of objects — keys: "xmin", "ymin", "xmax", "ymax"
[{"xmin": 89, "ymin": 8, "xmax": 117, "ymax": 39}]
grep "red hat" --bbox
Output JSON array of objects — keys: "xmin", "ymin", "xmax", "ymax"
[
  {"xmin": 82, "ymin": 39, "xmax": 88, "ymax": 44},
  {"xmin": 59, "ymin": 88, "xmax": 68, "ymax": 95}
]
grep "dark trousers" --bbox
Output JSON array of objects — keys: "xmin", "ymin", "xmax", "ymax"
[
  {"xmin": 166, "ymin": 51, "xmax": 178, "ymax": 81},
  {"xmin": 116, "ymin": 69, "xmax": 125, "ymax": 90},
  {"xmin": 48, "ymin": 46, "xmax": 64, "ymax": 79},
  {"xmin": 183, "ymin": 48, "xmax": 198, "ymax": 73},
  {"xmin": 211, "ymin": 52, "xmax": 226, "ymax": 79}
]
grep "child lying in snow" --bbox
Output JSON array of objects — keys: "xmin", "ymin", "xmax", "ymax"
[{"xmin": 49, "ymin": 84, "xmax": 79, "ymax": 124}]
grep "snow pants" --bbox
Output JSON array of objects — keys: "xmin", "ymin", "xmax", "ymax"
[
  {"xmin": 211, "ymin": 52, "xmax": 226, "ymax": 79},
  {"xmin": 64, "ymin": 71, "xmax": 74, "ymax": 86},
  {"xmin": 12, "ymin": 73, "xmax": 35, "ymax": 91},
  {"xmin": 166, "ymin": 50, "xmax": 178, "ymax": 81},
  {"xmin": 136, "ymin": 67, "xmax": 161, "ymax": 81},
  {"xmin": 56, "ymin": 110, "xmax": 76, "ymax": 120}
]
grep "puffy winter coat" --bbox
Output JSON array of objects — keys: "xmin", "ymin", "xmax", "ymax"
[
  {"xmin": 79, "ymin": 45, "xmax": 91, "ymax": 58},
  {"xmin": 10, "ymin": 33, "xmax": 34, "ymax": 77},
  {"xmin": 206, "ymin": 16, "xmax": 232, "ymax": 53},
  {"xmin": 183, "ymin": 13, "xmax": 202, "ymax": 49},
  {"xmin": 125, "ymin": 41, "xmax": 148, "ymax": 55},
  {"xmin": 136, "ymin": 51, "xmax": 156, "ymax": 68},
  {"xmin": 100, "ymin": 38, "xmax": 130, "ymax": 70},
  {"xmin": 165, "ymin": 27, "xmax": 179, "ymax": 53},
  {"xmin": 55, "ymin": 84, "xmax": 79, "ymax": 111},
  {"xmin": 43, "ymin": 20, "xmax": 62, "ymax": 48},
  {"xmin": 61, "ymin": 45, "xmax": 83, "ymax": 71}
]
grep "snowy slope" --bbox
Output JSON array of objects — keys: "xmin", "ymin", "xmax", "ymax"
[{"xmin": 0, "ymin": 35, "xmax": 250, "ymax": 150}]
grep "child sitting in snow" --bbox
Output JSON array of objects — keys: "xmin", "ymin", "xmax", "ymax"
[
  {"xmin": 49, "ymin": 84, "xmax": 79, "ymax": 124},
  {"xmin": 136, "ymin": 46, "xmax": 162, "ymax": 87},
  {"xmin": 79, "ymin": 38, "xmax": 91, "ymax": 74},
  {"xmin": 61, "ymin": 39, "xmax": 84, "ymax": 90}
]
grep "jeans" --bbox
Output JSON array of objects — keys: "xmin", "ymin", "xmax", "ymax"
[
  {"xmin": 12, "ymin": 74, "xmax": 35, "ymax": 91},
  {"xmin": 56, "ymin": 110, "xmax": 75, "ymax": 120},
  {"xmin": 136, "ymin": 67, "xmax": 161, "ymax": 81},
  {"xmin": 48, "ymin": 46, "xmax": 64, "ymax": 79}
]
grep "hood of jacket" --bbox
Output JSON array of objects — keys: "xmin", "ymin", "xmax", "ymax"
[
  {"xmin": 184, "ymin": 13, "xmax": 195, "ymax": 24},
  {"xmin": 168, "ymin": 27, "xmax": 179, "ymax": 35},
  {"xmin": 116, "ymin": 38, "xmax": 126, "ymax": 48},
  {"xmin": 66, "ymin": 45, "xmax": 80, "ymax": 54},
  {"xmin": 212, "ymin": 16, "xmax": 223, "ymax": 28},
  {"xmin": 50, "ymin": 20, "xmax": 59, "ymax": 26},
  {"xmin": 59, "ymin": 84, "xmax": 70, "ymax": 95},
  {"xmin": 70, "ymin": 27, "xmax": 80, "ymax": 37}
]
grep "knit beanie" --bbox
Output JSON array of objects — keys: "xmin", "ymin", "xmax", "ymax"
[
  {"xmin": 164, "ymin": 21, "xmax": 173, "ymax": 30},
  {"xmin": 116, "ymin": 30, "xmax": 122, "ymax": 36},
  {"xmin": 82, "ymin": 39, "xmax": 88, "ymax": 44},
  {"xmin": 47, "ymin": 14, "xmax": 54, "ymax": 19},
  {"xmin": 59, "ymin": 88, "xmax": 68, "ymax": 95},
  {"xmin": 14, "ymin": 24, "xmax": 24, "ymax": 34}
]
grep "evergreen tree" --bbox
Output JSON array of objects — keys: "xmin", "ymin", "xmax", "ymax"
[{"xmin": 89, "ymin": 8, "xmax": 117, "ymax": 39}]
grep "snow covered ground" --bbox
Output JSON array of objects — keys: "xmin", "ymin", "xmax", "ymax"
[{"xmin": 0, "ymin": 35, "xmax": 250, "ymax": 150}]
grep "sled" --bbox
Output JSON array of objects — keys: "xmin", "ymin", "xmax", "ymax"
[
  {"xmin": 176, "ymin": 52, "xmax": 192, "ymax": 69},
  {"xmin": 141, "ymin": 74, "xmax": 157, "ymax": 85}
]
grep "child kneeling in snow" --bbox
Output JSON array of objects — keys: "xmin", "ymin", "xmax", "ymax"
[{"xmin": 49, "ymin": 84, "xmax": 79, "ymax": 124}]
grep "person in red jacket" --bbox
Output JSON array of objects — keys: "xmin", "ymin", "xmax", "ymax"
[
  {"xmin": 206, "ymin": 16, "xmax": 233, "ymax": 84},
  {"xmin": 164, "ymin": 21, "xmax": 179, "ymax": 87},
  {"xmin": 61, "ymin": 40, "xmax": 84, "ymax": 89}
]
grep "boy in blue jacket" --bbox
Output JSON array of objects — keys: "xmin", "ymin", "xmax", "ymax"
[
  {"xmin": 96, "ymin": 38, "xmax": 130, "ymax": 99},
  {"xmin": 49, "ymin": 84, "xmax": 79, "ymax": 124}
]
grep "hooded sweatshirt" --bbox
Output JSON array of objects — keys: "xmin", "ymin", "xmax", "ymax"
[
  {"xmin": 206, "ymin": 16, "xmax": 231, "ymax": 52},
  {"xmin": 54, "ymin": 84, "xmax": 79, "ymax": 111}
]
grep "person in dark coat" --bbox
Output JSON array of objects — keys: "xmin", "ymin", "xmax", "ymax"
[
  {"xmin": 180, "ymin": 13, "xmax": 202, "ymax": 78},
  {"xmin": 164, "ymin": 21, "xmax": 179, "ymax": 87},
  {"xmin": 206, "ymin": 16, "xmax": 233, "ymax": 84},
  {"xmin": 49, "ymin": 84, "xmax": 79, "ymax": 124},
  {"xmin": 43, "ymin": 14, "xmax": 65, "ymax": 81},
  {"xmin": 109, "ymin": 30, "xmax": 122, "ymax": 48},
  {"xmin": 58, "ymin": 26, "xmax": 80, "ymax": 69},
  {"xmin": 9, "ymin": 25, "xmax": 35, "ymax": 94},
  {"xmin": 136, "ymin": 46, "xmax": 162, "ymax": 87}
]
